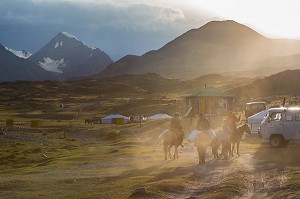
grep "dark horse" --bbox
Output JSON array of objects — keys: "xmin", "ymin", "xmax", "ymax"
[
  {"xmin": 163, "ymin": 130, "xmax": 184, "ymax": 160},
  {"xmin": 194, "ymin": 133, "xmax": 220, "ymax": 164},
  {"xmin": 230, "ymin": 123, "xmax": 251, "ymax": 156}
]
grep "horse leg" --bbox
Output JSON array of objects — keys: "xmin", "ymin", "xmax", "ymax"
[
  {"xmin": 211, "ymin": 139, "xmax": 217, "ymax": 158},
  {"xmin": 197, "ymin": 146, "xmax": 206, "ymax": 165},
  {"xmin": 168, "ymin": 145, "xmax": 172, "ymax": 159},
  {"xmin": 215, "ymin": 139, "xmax": 222, "ymax": 158},
  {"xmin": 237, "ymin": 142, "xmax": 240, "ymax": 156},
  {"xmin": 212, "ymin": 144, "xmax": 218, "ymax": 158},
  {"xmin": 223, "ymin": 141, "xmax": 229, "ymax": 159},
  {"xmin": 231, "ymin": 143, "xmax": 235, "ymax": 156},
  {"xmin": 163, "ymin": 143, "xmax": 168, "ymax": 160},
  {"xmin": 172, "ymin": 146, "xmax": 176, "ymax": 159},
  {"xmin": 202, "ymin": 147, "xmax": 207, "ymax": 164},
  {"xmin": 221, "ymin": 141, "xmax": 226, "ymax": 156},
  {"xmin": 174, "ymin": 146, "xmax": 179, "ymax": 159},
  {"xmin": 197, "ymin": 146, "xmax": 202, "ymax": 164}
]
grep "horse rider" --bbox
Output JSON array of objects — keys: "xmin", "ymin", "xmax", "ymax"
[
  {"xmin": 196, "ymin": 112, "xmax": 210, "ymax": 132},
  {"xmin": 195, "ymin": 112, "xmax": 219, "ymax": 158},
  {"xmin": 226, "ymin": 111, "xmax": 241, "ymax": 134},
  {"xmin": 170, "ymin": 112, "xmax": 184, "ymax": 147}
]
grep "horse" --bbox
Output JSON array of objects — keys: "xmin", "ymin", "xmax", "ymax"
[
  {"xmin": 85, "ymin": 118, "xmax": 98, "ymax": 124},
  {"xmin": 194, "ymin": 132, "xmax": 220, "ymax": 164},
  {"xmin": 163, "ymin": 130, "xmax": 184, "ymax": 160},
  {"xmin": 229, "ymin": 123, "xmax": 251, "ymax": 156},
  {"xmin": 85, "ymin": 119, "xmax": 93, "ymax": 124}
]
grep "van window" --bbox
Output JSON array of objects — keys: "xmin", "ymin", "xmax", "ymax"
[
  {"xmin": 296, "ymin": 113, "xmax": 300, "ymax": 121},
  {"xmin": 270, "ymin": 112, "xmax": 282, "ymax": 121},
  {"xmin": 285, "ymin": 113, "xmax": 293, "ymax": 121}
]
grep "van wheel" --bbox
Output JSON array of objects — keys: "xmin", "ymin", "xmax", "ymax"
[{"xmin": 269, "ymin": 135, "xmax": 284, "ymax": 148}]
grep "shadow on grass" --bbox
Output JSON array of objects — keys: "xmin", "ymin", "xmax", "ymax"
[
  {"xmin": 101, "ymin": 155, "xmax": 236, "ymax": 185},
  {"xmin": 252, "ymin": 142, "xmax": 300, "ymax": 167}
]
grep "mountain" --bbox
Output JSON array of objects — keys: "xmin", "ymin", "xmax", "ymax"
[
  {"xmin": 29, "ymin": 32, "xmax": 113, "ymax": 79},
  {"xmin": 93, "ymin": 20, "xmax": 300, "ymax": 79},
  {"xmin": 5, "ymin": 47, "xmax": 32, "ymax": 59},
  {"xmin": 0, "ymin": 43, "xmax": 55, "ymax": 82},
  {"xmin": 230, "ymin": 69, "xmax": 300, "ymax": 100}
]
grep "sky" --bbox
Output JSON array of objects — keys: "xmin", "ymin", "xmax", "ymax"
[{"xmin": 1, "ymin": 0, "xmax": 300, "ymax": 61}]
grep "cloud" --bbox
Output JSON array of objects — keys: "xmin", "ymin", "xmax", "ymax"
[
  {"xmin": 0, "ymin": 0, "xmax": 209, "ymax": 60},
  {"xmin": 0, "ymin": 0, "xmax": 189, "ymax": 30}
]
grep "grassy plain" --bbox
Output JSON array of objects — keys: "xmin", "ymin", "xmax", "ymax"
[{"xmin": 0, "ymin": 74, "xmax": 299, "ymax": 198}]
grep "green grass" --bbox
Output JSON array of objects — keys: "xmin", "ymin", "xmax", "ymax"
[
  {"xmin": 276, "ymin": 169, "xmax": 300, "ymax": 198},
  {"xmin": 1, "ymin": 118, "xmax": 300, "ymax": 198},
  {"xmin": 1, "ymin": 76, "xmax": 300, "ymax": 198},
  {"xmin": 200, "ymin": 174, "xmax": 248, "ymax": 199}
]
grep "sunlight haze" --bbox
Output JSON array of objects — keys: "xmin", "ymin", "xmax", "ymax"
[
  {"xmin": 198, "ymin": 0, "xmax": 300, "ymax": 39},
  {"xmin": 2, "ymin": 1, "xmax": 300, "ymax": 198}
]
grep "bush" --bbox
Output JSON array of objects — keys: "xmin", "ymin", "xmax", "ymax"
[{"xmin": 106, "ymin": 129, "xmax": 120, "ymax": 138}]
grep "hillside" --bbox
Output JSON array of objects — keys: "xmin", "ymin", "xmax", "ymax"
[
  {"xmin": 229, "ymin": 69, "xmax": 300, "ymax": 101},
  {"xmin": 93, "ymin": 20, "xmax": 300, "ymax": 79},
  {"xmin": 0, "ymin": 73, "xmax": 251, "ymax": 119}
]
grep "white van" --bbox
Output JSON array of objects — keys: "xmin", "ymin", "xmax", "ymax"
[{"xmin": 259, "ymin": 107, "xmax": 300, "ymax": 147}]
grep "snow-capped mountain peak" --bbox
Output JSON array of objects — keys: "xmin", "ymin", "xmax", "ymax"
[
  {"xmin": 55, "ymin": 31, "xmax": 96, "ymax": 50},
  {"xmin": 61, "ymin": 31, "xmax": 78, "ymax": 40},
  {"xmin": 29, "ymin": 31, "xmax": 113, "ymax": 78},
  {"xmin": 5, "ymin": 47, "xmax": 32, "ymax": 59}
]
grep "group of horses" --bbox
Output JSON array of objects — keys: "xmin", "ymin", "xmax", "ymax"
[{"xmin": 163, "ymin": 123, "xmax": 251, "ymax": 165}]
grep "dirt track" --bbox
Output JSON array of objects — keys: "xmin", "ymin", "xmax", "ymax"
[{"xmin": 127, "ymin": 119, "xmax": 300, "ymax": 199}]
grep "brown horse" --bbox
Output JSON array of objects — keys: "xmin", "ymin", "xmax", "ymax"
[
  {"xmin": 163, "ymin": 130, "xmax": 184, "ymax": 160},
  {"xmin": 230, "ymin": 123, "xmax": 251, "ymax": 156}
]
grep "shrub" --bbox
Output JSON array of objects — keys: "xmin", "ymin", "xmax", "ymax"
[{"xmin": 106, "ymin": 129, "xmax": 120, "ymax": 138}]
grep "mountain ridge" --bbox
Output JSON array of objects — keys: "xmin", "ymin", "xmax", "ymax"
[
  {"xmin": 0, "ymin": 43, "xmax": 55, "ymax": 82},
  {"xmin": 92, "ymin": 20, "xmax": 300, "ymax": 79},
  {"xmin": 5, "ymin": 47, "xmax": 32, "ymax": 59}
]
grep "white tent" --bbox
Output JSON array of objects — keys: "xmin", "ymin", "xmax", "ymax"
[
  {"xmin": 147, "ymin": 114, "xmax": 172, "ymax": 120},
  {"xmin": 101, "ymin": 114, "xmax": 130, "ymax": 124},
  {"xmin": 247, "ymin": 109, "xmax": 269, "ymax": 134}
]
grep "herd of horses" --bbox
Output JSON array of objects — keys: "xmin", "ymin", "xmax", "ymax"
[{"xmin": 163, "ymin": 123, "xmax": 251, "ymax": 165}]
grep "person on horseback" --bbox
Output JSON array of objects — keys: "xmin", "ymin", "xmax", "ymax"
[
  {"xmin": 170, "ymin": 112, "xmax": 184, "ymax": 147},
  {"xmin": 226, "ymin": 111, "xmax": 240, "ymax": 133},
  {"xmin": 196, "ymin": 112, "xmax": 210, "ymax": 132},
  {"xmin": 196, "ymin": 112, "xmax": 219, "ymax": 158},
  {"xmin": 225, "ymin": 111, "xmax": 241, "ymax": 157}
]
